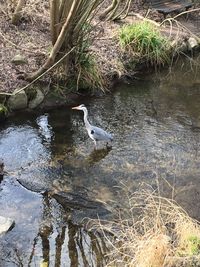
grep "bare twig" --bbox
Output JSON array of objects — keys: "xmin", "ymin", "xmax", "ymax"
[{"xmin": 11, "ymin": 0, "xmax": 26, "ymax": 25}]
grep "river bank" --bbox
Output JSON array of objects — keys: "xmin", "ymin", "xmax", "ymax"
[{"xmin": 0, "ymin": 1, "xmax": 200, "ymax": 115}]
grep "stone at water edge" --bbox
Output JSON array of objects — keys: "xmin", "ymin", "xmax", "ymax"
[
  {"xmin": 8, "ymin": 89, "xmax": 28, "ymax": 110},
  {"xmin": 0, "ymin": 216, "xmax": 15, "ymax": 235},
  {"xmin": 187, "ymin": 37, "xmax": 199, "ymax": 50},
  {"xmin": 28, "ymin": 88, "xmax": 44, "ymax": 109}
]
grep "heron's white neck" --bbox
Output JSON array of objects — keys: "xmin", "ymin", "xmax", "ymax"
[{"xmin": 82, "ymin": 107, "xmax": 90, "ymax": 129}]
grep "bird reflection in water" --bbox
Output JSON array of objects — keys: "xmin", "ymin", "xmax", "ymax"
[{"xmin": 86, "ymin": 147, "xmax": 112, "ymax": 166}]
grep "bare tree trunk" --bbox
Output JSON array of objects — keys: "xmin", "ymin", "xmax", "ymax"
[
  {"xmin": 59, "ymin": 0, "xmax": 74, "ymax": 51},
  {"xmin": 99, "ymin": 0, "xmax": 118, "ymax": 20},
  {"xmin": 50, "ymin": 0, "xmax": 60, "ymax": 45},
  {"xmin": 107, "ymin": 0, "xmax": 120, "ymax": 20},
  {"xmin": 26, "ymin": 0, "xmax": 104, "ymax": 85},
  {"xmin": 99, "ymin": 0, "xmax": 134, "ymax": 21},
  {"xmin": 26, "ymin": 0, "xmax": 79, "ymax": 81},
  {"xmin": 11, "ymin": 0, "xmax": 26, "ymax": 25},
  {"xmin": 112, "ymin": 0, "xmax": 132, "ymax": 20}
]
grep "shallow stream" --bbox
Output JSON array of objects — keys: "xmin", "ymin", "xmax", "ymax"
[{"xmin": 0, "ymin": 56, "xmax": 200, "ymax": 266}]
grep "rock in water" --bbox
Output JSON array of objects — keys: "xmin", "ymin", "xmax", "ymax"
[{"xmin": 0, "ymin": 216, "xmax": 15, "ymax": 235}]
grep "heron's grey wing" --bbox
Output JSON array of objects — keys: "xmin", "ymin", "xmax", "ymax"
[{"xmin": 90, "ymin": 126, "xmax": 113, "ymax": 141}]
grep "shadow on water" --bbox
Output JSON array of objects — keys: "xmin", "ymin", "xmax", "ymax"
[
  {"xmin": 86, "ymin": 147, "xmax": 112, "ymax": 166},
  {"xmin": 0, "ymin": 56, "xmax": 200, "ymax": 266}
]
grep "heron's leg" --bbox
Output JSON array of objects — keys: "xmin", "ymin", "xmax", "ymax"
[
  {"xmin": 93, "ymin": 140, "xmax": 97, "ymax": 150},
  {"xmin": 106, "ymin": 142, "xmax": 112, "ymax": 149}
]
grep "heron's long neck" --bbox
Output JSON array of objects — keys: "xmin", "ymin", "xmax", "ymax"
[{"xmin": 83, "ymin": 108, "xmax": 90, "ymax": 129}]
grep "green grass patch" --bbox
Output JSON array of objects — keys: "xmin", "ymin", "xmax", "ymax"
[
  {"xmin": 74, "ymin": 23, "xmax": 106, "ymax": 92},
  {"xmin": 178, "ymin": 236, "xmax": 200, "ymax": 256},
  {"xmin": 0, "ymin": 104, "xmax": 8, "ymax": 121},
  {"xmin": 76, "ymin": 48, "xmax": 105, "ymax": 91},
  {"xmin": 119, "ymin": 21, "xmax": 171, "ymax": 66},
  {"xmin": 0, "ymin": 104, "xmax": 8, "ymax": 114},
  {"xmin": 188, "ymin": 236, "xmax": 200, "ymax": 255}
]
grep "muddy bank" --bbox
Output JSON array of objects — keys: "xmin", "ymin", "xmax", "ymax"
[{"xmin": 0, "ymin": 1, "xmax": 200, "ymax": 115}]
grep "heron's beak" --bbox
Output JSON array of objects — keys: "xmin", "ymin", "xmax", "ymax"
[{"xmin": 72, "ymin": 106, "xmax": 79, "ymax": 110}]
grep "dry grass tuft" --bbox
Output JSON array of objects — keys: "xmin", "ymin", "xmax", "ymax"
[{"xmin": 90, "ymin": 188, "xmax": 200, "ymax": 267}]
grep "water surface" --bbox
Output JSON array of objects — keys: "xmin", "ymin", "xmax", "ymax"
[{"xmin": 0, "ymin": 56, "xmax": 200, "ymax": 266}]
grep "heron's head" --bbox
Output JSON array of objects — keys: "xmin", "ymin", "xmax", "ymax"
[{"xmin": 72, "ymin": 104, "xmax": 86, "ymax": 111}]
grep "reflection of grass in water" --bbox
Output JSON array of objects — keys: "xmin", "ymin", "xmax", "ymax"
[{"xmin": 91, "ymin": 188, "xmax": 200, "ymax": 267}]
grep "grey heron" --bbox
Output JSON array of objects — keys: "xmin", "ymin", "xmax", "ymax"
[{"xmin": 72, "ymin": 104, "xmax": 113, "ymax": 149}]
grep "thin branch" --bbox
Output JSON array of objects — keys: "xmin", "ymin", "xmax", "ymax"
[
  {"xmin": 112, "ymin": 0, "xmax": 131, "ymax": 20},
  {"xmin": 99, "ymin": 0, "xmax": 118, "ymax": 20},
  {"xmin": 11, "ymin": 0, "xmax": 26, "ymax": 25},
  {"xmin": 50, "ymin": 0, "xmax": 60, "ymax": 45},
  {"xmin": 107, "ymin": 0, "xmax": 120, "ymax": 20},
  {"xmin": 120, "ymin": 0, "xmax": 132, "ymax": 20},
  {"xmin": 160, "ymin": 8, "xmax": 200, "ymax": 26},
  {"xmin": 26, "ymin": 0, "xmax": 80, "ymax": 81}
]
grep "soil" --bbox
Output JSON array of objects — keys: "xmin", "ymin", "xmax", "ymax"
[
  {"xmin": 0, "ymin": 0, "xmax": 50, "ymax": 93},
  {"xmin": 0, "ymin": 0, "xmax": 200, "ymax": 94}
]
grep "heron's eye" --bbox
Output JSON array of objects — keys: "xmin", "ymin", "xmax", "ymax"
[{"xmin": 91, "ymin": 130, "xmax": 94, "ymax": 134}]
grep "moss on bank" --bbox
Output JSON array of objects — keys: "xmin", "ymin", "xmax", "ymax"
[{"xmin": 0, "ymin": 104, "xmax": 8, "ymax": 121}]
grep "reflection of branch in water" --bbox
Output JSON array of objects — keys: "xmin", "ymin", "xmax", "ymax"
[
  {"xmin": 0, "ymin": 158, "xmax": 4, "ymax": 184},
  {"xmin": 39, "ymin": 227, "xmax": 51, "ymax": 264},
  {"xmin": 5, "ymin": 193, "xmax": 109, "ymax": 266},
  {"xmin": 39, "ymin": 194, "xmax": 53, "ymax": 264},
  {"xmin": 75, "ymin": 228, "xmax": 108, "ymax": 267},
  {"xmin": 68, "ymin": 222, "xmax": 79, "ymax": 267},
  {"xmin": 55, "ymin": 226, "xmax": 66, "ymax": 267},
  {"xmin": 86, "ymin": 147, "xmax": 112, "ymax": 166},
  {"xmin": 28, "ymin": 193, "xmax": 53, "ymax": 266},
  {"xmin": 90, "ymin": 231, "xmax": 108, "ymax": 265},
  {"xmin": 53, "ymin": 223, "xmax": 108, "ymax": 266},
  {"xmin": 76, "ymin": 228, "xmax": 90, "ymax": 266},
  {"xmin": 28, "ymin": 234, "xmax": 40, "ymax": 266}
]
